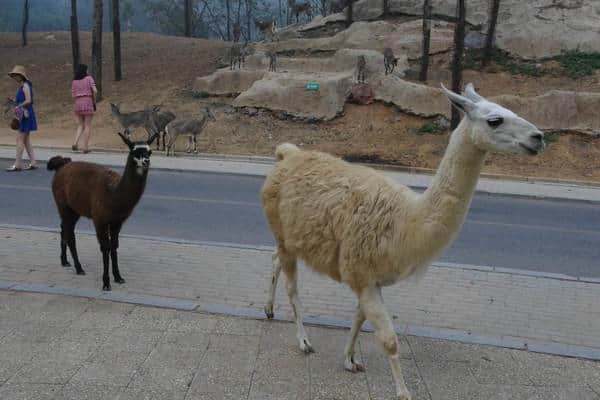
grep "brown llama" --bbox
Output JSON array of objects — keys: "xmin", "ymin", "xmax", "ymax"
[{"xmin": 47, "ymin": 132, "xmax": 159, "ymax": 291}]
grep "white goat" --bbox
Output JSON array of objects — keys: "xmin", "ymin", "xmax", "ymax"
[{"xmin": 261, "ymin": 83, "xmax": 544, "ymax": 400}]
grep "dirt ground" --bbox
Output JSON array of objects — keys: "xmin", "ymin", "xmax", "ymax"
[{"xmin": 1, "ymin": 31, "xmax": 599, "ymax": 182}]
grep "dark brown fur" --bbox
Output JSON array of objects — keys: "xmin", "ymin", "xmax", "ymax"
[{"xmin": 48, "ymin": 133, "xmax": 158, "ymax": 290}]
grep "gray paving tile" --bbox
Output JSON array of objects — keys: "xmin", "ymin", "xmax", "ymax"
[
  {"xmin": 10, "ymin": 339, "xmax": 97, "ymax": 384},
  {"xmin": 169, "ymin": 311, "xmax": 218, "ymax": 333},
  {"xmin": 119, "ymin": 305, "xmax": 178, "ymax": 330},
  {"xmin": 307, "ymin": 326, "xmax": 370, "ymax": 400},
  {"xmin": 511, "ymin": 350, "xmax": 600, "ymax": 387},
  {"xmin": 416, "ymin": 360, "xmax": 482, "ymax": 400},
  {"xmin": 0, "ymin": 383, "xmax": 62, "ymax": 400},
  {"xmin": 214, "ymin": 315, "xmax": 265, "ymax": 336},
  {"xmin": 359, "ymin": 333, "xmax": 430, "ymax": 400},
  {"xmin": 533, "ymin": 386, "xmax": 600, "ymax": 400},
  {"xmin": 188, "ymin": 333, "xmax": 260, "ymax": 399},
  {"xmin": 59, "ymin": 383, "xmax": 125, "ymax": 400},
  {"xmin": 248, "ymin": 321, "xmax": 310, "ymax": 400}
]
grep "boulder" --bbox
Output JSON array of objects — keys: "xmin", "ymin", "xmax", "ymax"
[
  {"xmin": 193, "ymin": 69, "xmax": 265, "ymax": 96},
  {"xmin": 353, "ymin": 0, "xmax": 600, "ymax": 58},
  {"xmin": 233, "ymin": 71, "xmax": 354, "ymax": 121},
  {"xmin": 371, "ymin": 77, "xmax": 449, "ymax": 117}
]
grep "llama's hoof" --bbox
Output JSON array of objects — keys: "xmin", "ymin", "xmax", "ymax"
[
  {"xmin": 299, "ymin": 339, "xmax": 314, "ymax": 353},
  {"xmin": 61, "ymin": 259, "xmax": 71, "ymax": 267},
  {"xmin": 76, "ymin": 269, "xmax": 86, "ymax": 275},
  {"xmin": 102, "ymin": 284, "xmax": 111, "ymax": 291},
  {"xmin": 264, "ymin": 305, "xmax": 274, "ymax": 319},
  {"xmin": 395, "ymin": 394, "xmax": 411, "ymax": 400},
  {"xmin": 344, "ymin": 356, "xmax": 365, "ymax": 373},
  {"xmin": 114, "ymin": 277, "xmax": 126, "ymax": 284},
  {"xmin": 186, "ymin": 149, "xmax": 191, "ymax": 153},
  {"xmin": 193, "ymin": 150, "xmax": 198, "ymax": 154}
]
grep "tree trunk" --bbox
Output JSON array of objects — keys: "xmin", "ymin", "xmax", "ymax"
[
  {"xmin": 246, "ymin": 0, "xmax": 252, "ymax": 42},
  {"xmin": 70, "ymin": 0, "xmax": 80, "ymax": 76},
  {"xmin": 383, "ymin": 0, "xmax": 388, "ymax": 17},
  {"xmin": 112, "ymin": 0, "xmax": 122, "ymax": 81},
  {"xmin": 92, "ymin": 0, "xmax": 103, "ymax": 100},
  {"xmin": 419, "ymin": 0, "xmax": 432, "ymax": 82},
  {"xmin": 22, "ymin": 0, "xmax": 29, "ymax": 47},
  {"xmin": 226, "ymin": 0, "xmax": 231, "ymax": 41},
  {"xmin": 482, "ymin": 0, "xmax": 500, "ymax": 67},
  {"xmin": 184, "ymin": 0, "xmax": 192, "ymax": 37},
  {"xmin": 450, "ymin": 0, "xmax": 466, "ymax": 129},
  {"xmin": 346, "ymin": 0, "xmax": 353, "ymax": 28}
]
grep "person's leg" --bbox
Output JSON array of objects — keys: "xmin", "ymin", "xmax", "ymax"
[
  {"xmin": 83, "ymin": 114, "xmax": 93, "ymax": 152},
  {"xmin": 9, "ymin": 131, "xmax": 26, "ymax": 170},
  {"xmin": 73, "ymin": 114, "xmax": 84, "ymax": 150},
  {"xmin": 22, "ymin": 132, "xmax": 36, "ymax": 167}
]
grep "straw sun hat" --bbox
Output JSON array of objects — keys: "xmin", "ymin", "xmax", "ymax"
[{"xmin": 8, "ymin": 65, "xmax": 28, "ymax": 81}]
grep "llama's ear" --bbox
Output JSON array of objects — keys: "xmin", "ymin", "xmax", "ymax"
[
  {"xmin": 463, "ymin": 83, "xmax": 485, "ymax": 103},
  {"xmin": 117, "ymin": 131, "xmax": 134, "ymax": 150},
  {"xmin": 147, "ymin": 132, "xmax": 160, "ymax": 146},
  {"xmin": 441, "ymin": 83, "xmax": 476, "ymax": 116}
]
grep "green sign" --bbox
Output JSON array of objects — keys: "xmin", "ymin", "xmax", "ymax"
[{"xmin": 305, "ymin": 82, "xmax": 320, "ymax": 91}]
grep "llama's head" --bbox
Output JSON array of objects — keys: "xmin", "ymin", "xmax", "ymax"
[
  {"xmin": 118, "ymin": 131, "xmax": 159, "ymax": 175},
  {"xmin": 442, "ymin": 83, "xmax": 545, "ymax": 156}
]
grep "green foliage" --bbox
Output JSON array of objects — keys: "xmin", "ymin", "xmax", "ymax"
[
  {"xmin": 417, "ymin": 122, "xmax": 445, "ymax": 135},
  {"xmin": 464, "ymin": 48, "xmax": 543, "ymax": 77},
  {"xmin": 143, "ymin": 0, "xmax": 208, "ymax": 38},
  {"xmin": 552, "ymin": 50, "xmax": 600, "ymax": 79},
  {"xmin": 192, "ymin": 90, "xmax": 211, "ymax": 98},
  {"xmin": 544, "ymin": 134, "xmax": 559, "ymax": 144}
]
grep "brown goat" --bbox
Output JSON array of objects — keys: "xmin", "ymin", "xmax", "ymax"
[
  {"xmin": 47, "ymin": 132, "xmax": 158, "ymax": 291},
  {"xmin": 383, "ymin": 47, "xmax": 398, "ymax": 75}
]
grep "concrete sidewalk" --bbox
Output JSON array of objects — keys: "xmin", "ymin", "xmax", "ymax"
[
  {"xmin": 1, "ymin": 290, "xmax": 599, "ymax": 400},
  {"xmin": 1, "ymin": 226, "xmax": 600, "ymax": 361},
  {"xmin": 1, "ymin": 145, "xmax": 599, "ymax": 203}
]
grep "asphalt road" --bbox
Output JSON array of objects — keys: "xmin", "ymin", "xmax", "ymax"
[{"xmin": 1, "ymin": 165, "xmax": 598, "ymax": 278}]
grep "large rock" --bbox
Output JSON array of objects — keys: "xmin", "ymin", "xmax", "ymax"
[
  {"xmin": 371, "ymin": 77, "xmax": 448, "ymax": 117},
  {"xmin": 496, "ymin": 91, "xmax": 600, "ymax": 136},
  {"xmin": 354, "ymin": 0, "xmax": 600, "ymax": 58},
  {"xmin": 232, "ymin": 71, "xmax": 353, "ymax": 120},
  {"xmin": 247, "ymin": 48, "xmax": 408, "ymax": 77},
  {"xmin": 259, "ymin": 20, "xmax": 454, "ymax": 59},
  {"xmin": 194, "ymin": 69, "xmax": 265, "ymax": 96}
]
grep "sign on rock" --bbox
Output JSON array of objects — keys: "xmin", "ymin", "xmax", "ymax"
[{"xmin": 305, "ymin": 82, "xmax": 320, "ymax": 91}]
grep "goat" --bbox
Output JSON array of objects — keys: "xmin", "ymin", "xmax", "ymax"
[
  {"xmin": 47, "ymin": 132, "xmax": 159, "ymax": 291},
  {"xmin": 145, "ymin": 110, "xmax": 176, "ymax": 151},
  {"xmin": 356, "ymin": 55, "xmax": 366, "ymax": 83},
  {"xmin": 288, "ymin": 0, "xmax": 313, "ymax": 23},
  {"xmin": 110, "ymin": 103, "xmax": 159, "ymax": 138},
  {"xmin": 255, "ymin": 18, "xmax": 278, "ymax": 42},
  {"xmin": 230, "ymin": 42, "xmax": 247, "ymax": 70},
  {"xmin": 266, "ymin": 51, "xmax": 277, "ymax": 72},
  {"xmin": 383, "ymin": 47, "xmax": 399, "ymax": 75},
  {"xmin": 164, "ymin": 107, "xmax": 216, "ymax": 156},
  {"xmin": 261, "ymin": 83, "xmax": 545, "ymax": 400}
]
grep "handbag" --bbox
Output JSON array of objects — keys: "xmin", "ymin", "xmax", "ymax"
[
  {"xmin": 10, "ymin": 105, "xmax": 23, "ymax": 130},
  {"xmin": 10, "ymin": 118, "xmax": 19, "ymax": 130}
]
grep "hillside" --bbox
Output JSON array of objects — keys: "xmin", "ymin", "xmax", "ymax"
[{"xmin": 0, "ymin": 30, "xmax": 599, "ymax": 182}]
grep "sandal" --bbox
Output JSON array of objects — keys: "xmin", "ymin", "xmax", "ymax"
[
  {"xmin": 6, "ymin": 166, "xmax": 22, "ymax": 172},
  {"xmin": 24, "ymin": 164, "xmax": 38, "ymax": 170}
]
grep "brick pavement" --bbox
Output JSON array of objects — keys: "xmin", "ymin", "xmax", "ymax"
[
  {"xmin": 1, "ymin": 291, "xmax": 599, "ymax": 400},
  {"xmin": 1, "ymin": 226, "xmax": 599, "ymax": 361}
]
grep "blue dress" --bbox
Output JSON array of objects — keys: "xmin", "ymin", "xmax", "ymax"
[{"xmin": 15, "ymin": 82, "xmax": 37, "ymax": 132}]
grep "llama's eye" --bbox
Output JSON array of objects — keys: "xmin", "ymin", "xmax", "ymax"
[{"xmin": 487, "ymin": 117, "xmax": 503, "ymax": 128}]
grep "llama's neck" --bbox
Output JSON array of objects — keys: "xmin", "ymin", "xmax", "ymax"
[
  {"xmin": 419, "ymin": 118, "xmax": 487, "ymax": 242},
  {"xmin": 114, "ymin": 155, "xmax": 148, "ymax": 211}
]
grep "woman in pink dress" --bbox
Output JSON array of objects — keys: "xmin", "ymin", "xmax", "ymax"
[{"xmin": 71, "ymin": 64, "xmax": 97, "ymax": 153}]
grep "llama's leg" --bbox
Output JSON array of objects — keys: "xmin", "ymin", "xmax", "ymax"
[
  {"xmin": 360, "ymin": 285, "xmax": 411, "ymax": 400},
  {"xmin": 264, "ymin": 251, "xmax": 282, "ymax": 319},
  {"xmin": 94, "ymin": 223, "xmax": 112, "ymax": 291},
  {"xmin": 109, "ymin": 223, "xmax": 125, "ymax": 284},
  {"xmin": 343, "ymin": 307, "xmax": 366, "ymax": 373},
  {"xmin": 280, "ymin": 251, "xmax": 313, "ymax": 353},
  {"xmin": 186, "ymin": 136, "xmax": 192, "ymax": 153},
  {"xmin": 61, "ymin": 211, "xmax": 84, "ymax": 274},
  {"xmin": 193, "ymin": 135, "xmax": 198, "ymax": 153}
]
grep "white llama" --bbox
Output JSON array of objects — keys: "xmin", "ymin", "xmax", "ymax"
[{"xmin": 261, "ymin": 83, "xmax": 544, "ymax": 400}]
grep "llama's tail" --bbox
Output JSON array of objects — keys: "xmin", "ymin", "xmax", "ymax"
[
  {"xmin": 275, "ymin": 143, "xmax": 299, "ymax": 161},
  {"xmin": 47, "ymin": 156, "xmax": 72, "ymax": 171}
]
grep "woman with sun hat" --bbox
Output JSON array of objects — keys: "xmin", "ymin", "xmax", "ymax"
[{"xmin": 6, "ymin": 65, "xmax": 37, "ymax": 172}]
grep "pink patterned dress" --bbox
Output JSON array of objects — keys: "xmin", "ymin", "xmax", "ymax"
[{"xmin": 71, "ymin": 75, "xmax": 96, "ymax": 116}]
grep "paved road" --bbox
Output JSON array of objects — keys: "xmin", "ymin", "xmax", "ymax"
[{"xmin": 1, "ymin": 165, "xmax": 599, "ymax": 277}]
